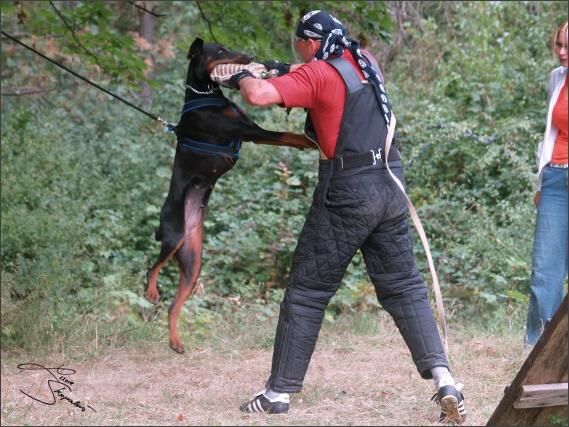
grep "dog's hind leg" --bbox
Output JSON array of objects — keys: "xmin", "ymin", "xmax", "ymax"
[
  {"xmin": 146, "ymin": 196, "xmax": 186, "ymax": 304},
  {"xmin": 146, "ymin": 145, "xmax": 200, "ymax": 305},
  {"xmin": 167, "ymin": 188, "xmax": 210, "ymax": 354},
  {"xmin": 146, "ymin": 242, "xmax": 184, "ymax": 305}
]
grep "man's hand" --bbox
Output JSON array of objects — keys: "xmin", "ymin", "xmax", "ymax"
[
  {"xmin": 228, "ymin": 69, "xmax": 255, "ymax": 90},
  {"xmin": 262, "ymin": 60, "xmax": 292, "ymax": 77}
]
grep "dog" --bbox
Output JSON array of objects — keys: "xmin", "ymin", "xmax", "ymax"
[{"xmin": 145, "ymin": 37, "xmax": 314, "ymax": 354}]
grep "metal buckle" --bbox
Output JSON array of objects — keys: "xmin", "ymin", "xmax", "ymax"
[
  {"xmin": 338, "ymin": 157, "xmax": 344, "ymax": 171},
  {"xmin": 370, "ymin": 148, "xmax": 382, "ymax": 165}
]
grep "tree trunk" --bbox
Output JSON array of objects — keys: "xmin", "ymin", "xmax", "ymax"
[
  {"xmin": 138, "ymin": 1, "xmax": 155, "ymax": 45},
  {"xmin": 137, "ymin": 1, "xmax": 155, "ymax": 99}
]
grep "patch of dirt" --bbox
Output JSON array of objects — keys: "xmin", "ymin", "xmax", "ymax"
[{"xmin": 1, "ymin": 320, "xmax": 528, "ymax": 426}]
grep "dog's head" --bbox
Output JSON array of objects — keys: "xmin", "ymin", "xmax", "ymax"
[{"xmin": 188, "ymin": 38, "xmax": 254, "ymax": 82}]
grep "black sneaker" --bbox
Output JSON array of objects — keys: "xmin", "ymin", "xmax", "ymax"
[
  {"xmin": 239, "ymin": 390, "xmax": 289, "ymax": 414},
  {"xmin": 431, "ymin": 385, "xmax": 466, "ymax": 424}
]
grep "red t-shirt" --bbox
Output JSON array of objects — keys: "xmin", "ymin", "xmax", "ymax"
[
  {"xmin": 269, "ymin": 51, "xmax": 379, "ymax": 159},
  {"xmin": 551, "ymin": 76, "xmax": 568, "ymax": 164}
]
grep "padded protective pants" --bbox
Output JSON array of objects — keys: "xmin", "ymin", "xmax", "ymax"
[{"xmin": 265, "ymin": 160, "xmax": 449, "ymax": 393}]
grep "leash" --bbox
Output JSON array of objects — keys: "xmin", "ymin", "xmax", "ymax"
[
  {"xmin": 384, "ymin": 113, "xmax": 449, "ymax": 357},
  {"xmin": 1, "ymin": 30, "xmax": 175, "ymax": 130}
]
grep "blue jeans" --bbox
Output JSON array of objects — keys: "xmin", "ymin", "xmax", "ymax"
[{"xmin": 524, "ymin": 166, "xmax": 568, "ymax": 346}]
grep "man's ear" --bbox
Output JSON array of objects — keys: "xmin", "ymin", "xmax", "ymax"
[{"xmin": 308, "ymin": 39, "xmax": 321, "ymax": 56}]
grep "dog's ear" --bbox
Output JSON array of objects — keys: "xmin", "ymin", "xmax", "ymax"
[{"xmin": 188, "ymin": 38, "xmax": 204, "ymax": 60}]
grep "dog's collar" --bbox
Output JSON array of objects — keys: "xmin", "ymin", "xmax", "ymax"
[{"xmin": 185, "ymin": 84, "xmax": 220, "ymax": 95}]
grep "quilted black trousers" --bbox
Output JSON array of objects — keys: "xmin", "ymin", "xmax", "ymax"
[{"xmin": 265, "ymin": 160, "xmax": 449, "ymax": 393}]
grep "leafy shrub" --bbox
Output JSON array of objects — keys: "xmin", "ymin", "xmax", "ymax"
[{"xmin": 3, "ymin": 1, "xmax": 567, "ymax": 352}]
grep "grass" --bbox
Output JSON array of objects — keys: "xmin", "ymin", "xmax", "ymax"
[{"xmin": 0, "ymin": 303, "xmax": 534, "ymax": 426}]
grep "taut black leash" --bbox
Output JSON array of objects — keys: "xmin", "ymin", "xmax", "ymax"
[{"xmin": 1, "ymin": 30, "xmax": 175, "ymax": 130}]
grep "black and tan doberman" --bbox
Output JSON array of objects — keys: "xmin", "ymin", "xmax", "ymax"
[{"xmin": 145, "ymin": 38, "xmax": 314, "ymax": 353}]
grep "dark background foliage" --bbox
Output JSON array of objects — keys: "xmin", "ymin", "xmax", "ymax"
[{"xmin": 1, "ymin": 1, "xmax": 567, "ymax": 350}]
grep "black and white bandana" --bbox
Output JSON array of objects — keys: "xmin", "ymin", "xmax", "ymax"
[{"xmin": 296, "ymin": 10, "xmax": 392, "ymax": 126}]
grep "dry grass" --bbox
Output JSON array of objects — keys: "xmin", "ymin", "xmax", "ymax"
[{"xmin": 1, "ymin": 309, "xmax": 529, "ymax": 426}]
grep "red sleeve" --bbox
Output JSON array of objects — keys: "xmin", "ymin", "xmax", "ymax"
[
  {"xmin": 269, "ymin": 61, "xmax": 346, "ymax": 159},
  {"xmin": 267, "ymin": 51, "xmax": 379, "ymax": 159}
]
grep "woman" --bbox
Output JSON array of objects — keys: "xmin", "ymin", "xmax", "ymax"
[{"xmin": 525, "ymin": 21, "xmax": 568, "ymax": 347}]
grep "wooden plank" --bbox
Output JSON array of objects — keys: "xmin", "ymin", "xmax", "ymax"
[
  {"xmin": 513, "ymin": 383, "xmax": 568, "ymax": 408},
  {"xmin": 486, "ymin": 294, "xmax": 568, "ymax": 426}
]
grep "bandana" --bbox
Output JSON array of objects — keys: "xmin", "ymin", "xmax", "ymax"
[{"xmin": 296, "ymin": 10, "xmax": 392, "ymax": 126}]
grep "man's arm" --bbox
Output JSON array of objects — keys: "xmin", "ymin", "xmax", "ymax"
[
  {"xmin": 238, "ymin": 77, "xmax": 283, "ymax": 106},
  {"xmin": 237, "ymin": 64, "xmax": 302, "ymax": 107}
]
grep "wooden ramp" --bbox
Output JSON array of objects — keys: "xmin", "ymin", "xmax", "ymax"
[{"xmin": 487, "ymin": 293, "xmax": 568, "ymax": 426}]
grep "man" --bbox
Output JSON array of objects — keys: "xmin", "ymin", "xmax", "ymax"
[{"xmin": 225, "ymin": 10, "xmax": 466, "ymax": 424}]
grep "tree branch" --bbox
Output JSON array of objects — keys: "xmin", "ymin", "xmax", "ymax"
[
  {"xmin": 1, "ymin": 83, "xmax": 76, "ymax": 96},
  {"xmin": 0, "ymin": 31, "xmax": 31, "ymax": 39},
  {"xmin": 196, "ymin": 2, "xmax": 218, "ymax": 43},
  {"xmin": 127, "ymin": 1, "xmax": 166, "ymax": 17},
  {"xmin": 48, "ymin": 1, "xmax": 103, "ymax": 69}
]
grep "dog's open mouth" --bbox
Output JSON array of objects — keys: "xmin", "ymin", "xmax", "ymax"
[
  {"xmin": 209, "ymin": 62, "xmax": 279, "ymax": 87},
  {"xmin": 208, "ymin": 58, "xmax": 252, "ymax": 74}
]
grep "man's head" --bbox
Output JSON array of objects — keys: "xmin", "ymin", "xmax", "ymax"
[
  {"xmin": 295, "ymin": 10, "xmax": 346, "ymax": 42},
  {"xmin": 294, "ymin": 10, "xmax": 394, "ymax": 126},
  {"xmin": 295, "ymin": 10, "xmax": 351, "ymax": 62}
]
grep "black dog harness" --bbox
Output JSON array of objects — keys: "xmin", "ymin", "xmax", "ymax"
[{"xmin": 174, "ymin": 98, "xmax": 243, "ymax": 157}]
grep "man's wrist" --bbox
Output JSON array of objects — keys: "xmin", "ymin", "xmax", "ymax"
[
  {"xmin": 228, "ymin": 69, "xmax": 255, "ymax": 90},
  {"xmin": 262, "ymin": 60, "xmax": 292, "ymax": 76}
]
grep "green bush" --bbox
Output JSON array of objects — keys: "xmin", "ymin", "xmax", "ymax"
[{"xmin": 3, "ymin": 1, "xmax": 567, "ymax": 352}]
